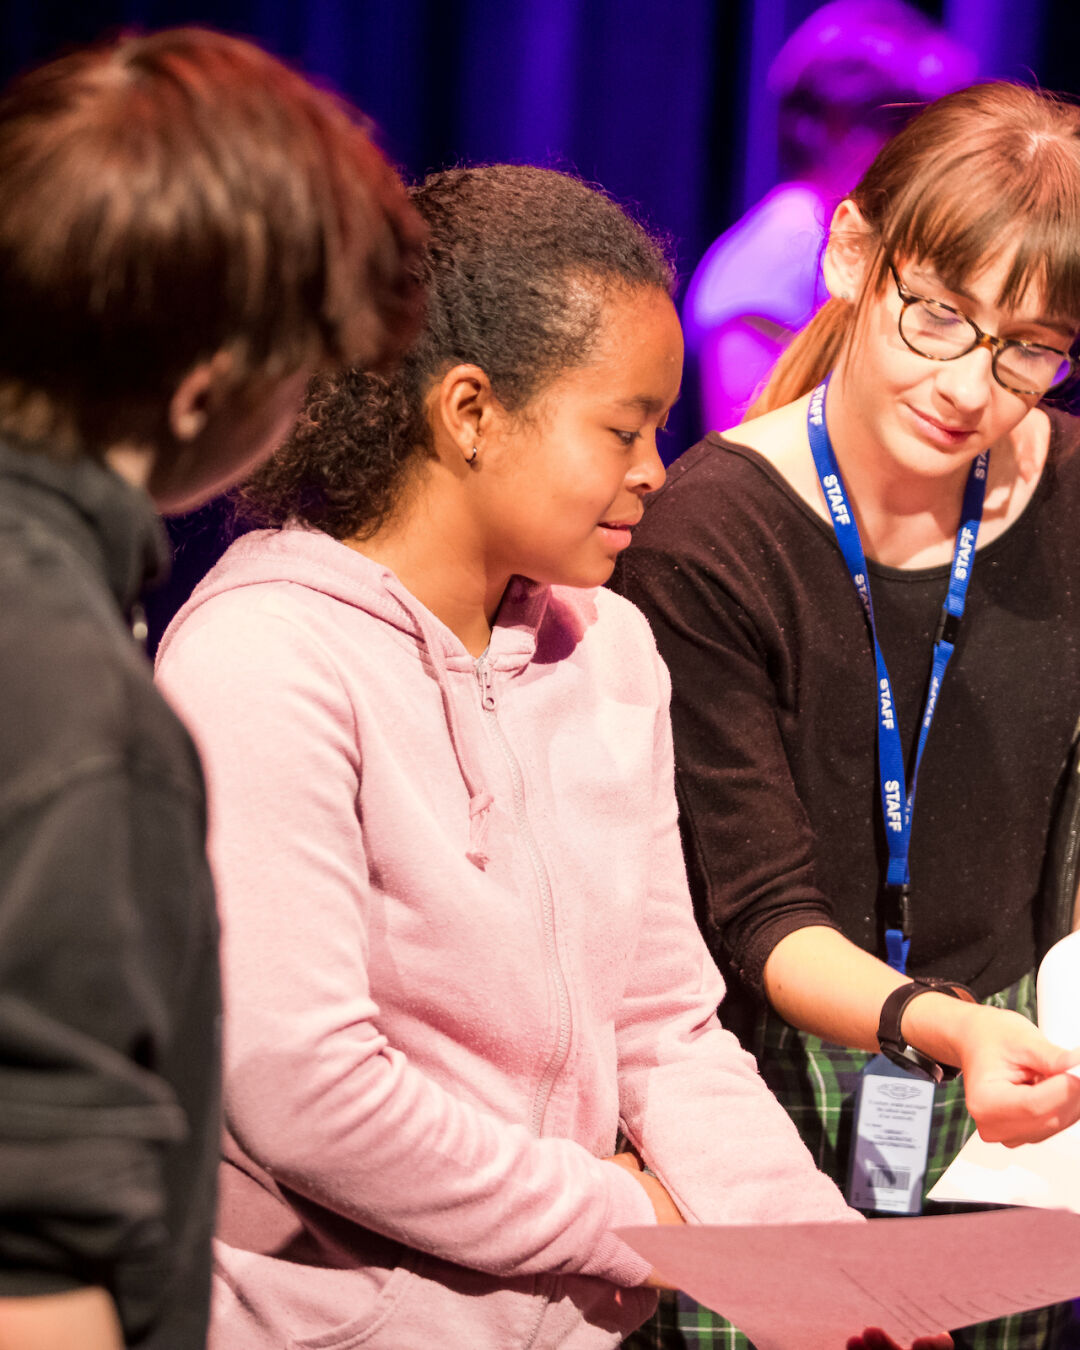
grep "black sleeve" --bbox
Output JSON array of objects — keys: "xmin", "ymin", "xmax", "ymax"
[
  {"xmin": 612, "ymin": 463, "xmax": 842, "ymax": 1000},
  {"xmin": 0, "ymin": 767, "xmax": 189, "ymax": 1307}
]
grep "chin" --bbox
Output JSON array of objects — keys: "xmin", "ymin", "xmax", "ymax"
[
  {"xmin": 567, "ymin": 561, "xmax": 617, "ymax": 590},
  {"xmin": 906, "ymin": 441, "xmax": 983, "ymax": 475},
  {"xmin": 879, "ymin": 429, "xmax": 976, "ymax": 480}
]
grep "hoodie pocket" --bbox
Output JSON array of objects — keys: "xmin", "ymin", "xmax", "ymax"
[{"xmin": 289, "ymin": 1252, "xmax": 425, "ymax": 1349}]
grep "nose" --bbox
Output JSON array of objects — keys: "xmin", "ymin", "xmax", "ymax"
[
  {"xmin": 627, "ymin": 434, "xmax": 667, "ymax": 496},
  {"xmin": 933, "ymin": 341, "xmax": 995, "ymax": 415}
]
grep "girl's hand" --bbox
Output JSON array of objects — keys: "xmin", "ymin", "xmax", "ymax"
[
  {"xmin": 847, "ymin": 1330, "xmax": 952, "ymax": 1350},
  {"xmin": 909, "ymin": 999, "xmax": 1080, "ymax": 1146},
  {"xmin": 604, "ymin": 1151, "xmax": 684, "ymax": 1289}
]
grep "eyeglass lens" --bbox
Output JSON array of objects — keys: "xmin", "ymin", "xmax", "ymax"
[{"xmin": 900, "ymin": 298, "xmax": 1072, "ymax": 393}]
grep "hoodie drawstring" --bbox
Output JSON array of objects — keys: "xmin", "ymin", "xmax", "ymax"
[{"xmin": 406, "ymin": 602, "xmax": 495, "ymax": 870}]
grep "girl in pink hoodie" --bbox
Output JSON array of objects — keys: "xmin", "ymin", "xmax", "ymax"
[{"xmin": 155, "ymin": 165, "xmax": 944, "ymax": 1350}]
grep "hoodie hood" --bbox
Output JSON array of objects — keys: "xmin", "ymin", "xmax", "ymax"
[
  {"xmin": 159, "ymin": 524, "xmax": 553, "ymax": 868},
  {"xmin": 159, "ymin": 525, "xmax": 550, "ymax": 666}
]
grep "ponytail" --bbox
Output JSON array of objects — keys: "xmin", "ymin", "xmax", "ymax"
[{"xmin": 744, "ymin": 296, "xmax": 852, "ymax": 419}]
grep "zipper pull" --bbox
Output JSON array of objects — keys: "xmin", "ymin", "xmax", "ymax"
[{"xmin": 476, "ymin": 657, "xmax": 496, "ymax": 711}]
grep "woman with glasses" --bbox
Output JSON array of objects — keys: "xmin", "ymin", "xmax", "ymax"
[{"xmin": 615, "ymin": 82, "xmax": 1080, "ymax": 1350}]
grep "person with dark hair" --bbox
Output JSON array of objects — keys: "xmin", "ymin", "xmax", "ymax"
[
  {"xmin": 616, "ymin": 81, "xmax": 1080, "ymax": 1349},
  {"xmin": 0, "ymin": 27, "xmax": 423, "ymax": 1350},
  {"xmin": 155, "ymin": 163, "xmax": 950, "ymax": 1350}
]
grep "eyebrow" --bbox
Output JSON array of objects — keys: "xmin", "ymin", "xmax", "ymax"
[
  {"xmin": 613, "ymin": 394, "xmax": 679, "ymax": 415},
  {"xmin": 911, "ymin": 269, "xmax": 1076, "ymax": 342}
]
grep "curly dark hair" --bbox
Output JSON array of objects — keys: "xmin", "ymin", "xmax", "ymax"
[{"xmin": 236, "ymin": 163, "xmax": 675, "ymax": 539}]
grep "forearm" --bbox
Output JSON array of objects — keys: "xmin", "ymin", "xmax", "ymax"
[
  {"xmin": 617, "ymin": 852, "xmax": 852, "ymax": 1227},
  {"xmin": 762, "ymin": 925, "xmax": 976, "ymax": 1065},
  {"xmin": 0, "ymin": 1288, "xmax": 124, "ymax": 1350},
  {"xmin": 228, "ymin": 1019, "xmax": 657, "ymax": 1283}
]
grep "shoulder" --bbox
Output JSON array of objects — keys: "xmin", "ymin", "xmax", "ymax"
[
  {"xmin": 0, "ymin": 528, "xmax": 199, "ymax": 813},
  {"xmin": 684, "ymin": 183, "xmax": 829, "ymax": 337},
  {"xmin": 632, "ymin": 425, "xmax": 814, "ymax": 569},
  {"xmin": 1017, "ymin": 407, "xmax": 1080, "ymax": 530},
  {"xmin": 157, "ymin": 580, "xmax": 355, "ymax": 724},
  {"xmin": 542, "ymin": 584, "xmax": 669, "ymax": 703},
  {"xmin": 541, "ymin": 582, "xmax": 656, "ymax": 654},
  {"xmin": 154, "ymin": 543, "xmax": 392, "ymax": 777},
  {"xmin": 160, "ymin": 532, "xmax": 364, "ymax": 678},
  {"xmin": 643, "ymin": 435, "xmax": 770, "ymax": 526},
  {"xmin": 1046, "ymin": 406, "xmax": 1080, "ymax": 476}
]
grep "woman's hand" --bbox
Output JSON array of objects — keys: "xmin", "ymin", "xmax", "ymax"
[
  {"xmin": 604, "ymin": 1151, "xmax": 684, "ymax": 1289},
  {"xmin": 960, "ymin": 1009, "xmax": 1080, "ymax": 1146},
  {"xmin": 903, "ymin": 997, "xmax": 1080, "ymax": 1146},
  {"xmin": 764, "ymin": 932, "xmax": 1080, "ymax": 1148},
  {"xmin": 847, "ymin": 1330, "xmax": 952, "ymax": 1349}
]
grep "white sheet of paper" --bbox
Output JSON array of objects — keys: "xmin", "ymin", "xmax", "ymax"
[
  {"xmin": 928, "ymin": 1121, "xmax": 1080, "ymax": 1211},
  {"xmin": 929, "ymin": 930, "xmax": 1080, "ymax": 1210},
  {"xmin": 619, "ymin": 1209, "xmax": 1080, "ymax": 1350}
]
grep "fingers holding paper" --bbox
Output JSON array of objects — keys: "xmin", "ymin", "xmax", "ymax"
[
  {"xmin": 953, "ymin": 1005, "xmax": 1080, "ymax": 1146},
  {"xmin": 847, "ymin": 1330, "xmax": 952, "ymax": 1350}
]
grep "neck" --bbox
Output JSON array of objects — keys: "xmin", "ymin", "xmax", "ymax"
[
  {"xmin": 104, "ymin": 441, "xmax": 155, "ymax": 492},
  {"xmin": 347, "ymin": 472, "xmax": 509, "ymax": 658}
]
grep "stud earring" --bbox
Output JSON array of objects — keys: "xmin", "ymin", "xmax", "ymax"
[
  {"xmin": 840, "ymin": 290, "xmax": 852, "ymax": 303},
  {"xmin": 466, "ymin": 445, "xmax": 479, "ymax": 465}
]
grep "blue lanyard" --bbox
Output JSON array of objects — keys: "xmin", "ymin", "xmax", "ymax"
[{"xmin": 806, "ymin": 376, "xmax": 988, "ymax": 974}]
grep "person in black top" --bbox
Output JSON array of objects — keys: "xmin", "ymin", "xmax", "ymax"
[
  {"xmin": 616, "ymin": 82, "xmax": 1080, "ymax": 1350},
  {"xmin": 622, "ymin": 405, "xmax": 1080, "ymax": 1034},
  {"xmin": 0, "ymin": 28, "xmax": 423, "ymax": 1350}
]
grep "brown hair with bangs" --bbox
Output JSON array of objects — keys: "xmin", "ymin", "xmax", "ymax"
[
  {"xmin": 0, "ymin": 26, "xmax": 426, "ymax": 454},
  {"xmin": 750, "ymin": 82, "xmax": 1080, "ymax": 416}
]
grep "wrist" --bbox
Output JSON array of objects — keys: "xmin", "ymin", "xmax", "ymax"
[{"xmin": 878, "ymin": 978, "xmax": 976, "ymax": 1080}]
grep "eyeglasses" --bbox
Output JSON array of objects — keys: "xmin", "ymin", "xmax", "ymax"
[{"xmin": 889, "ymin": 263, "xmax": 1076, "ymax": 397}]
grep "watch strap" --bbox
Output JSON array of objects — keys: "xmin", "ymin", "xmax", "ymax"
[{"xmin": 876, "ymin": 977, "xmax": 976, "ymax": 1083}]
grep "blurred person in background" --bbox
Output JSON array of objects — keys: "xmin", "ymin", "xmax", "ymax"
[{"xmin": 685, "ymin": 0, "xmax": 975, "ymax": 435}]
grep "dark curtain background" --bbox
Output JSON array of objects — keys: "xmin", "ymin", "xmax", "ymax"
[{"xmin": 1, "ymin": 0, "xmax": 1078, "ymax": 638}]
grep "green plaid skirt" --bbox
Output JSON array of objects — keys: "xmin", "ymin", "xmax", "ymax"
[{"xmin": 623, "ymin": 972, "xmax": 1075, "ymax": 1349}]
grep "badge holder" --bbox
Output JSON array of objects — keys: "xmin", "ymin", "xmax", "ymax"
[
  {"xmin": 847, "ymin": 1052, "xmax": 935, "ymax": 1214},
  {"xmin": 848, "ymin": 945, "xmax": 974, "ymax": 1214}
]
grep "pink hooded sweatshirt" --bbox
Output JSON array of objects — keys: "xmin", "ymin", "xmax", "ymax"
[{"xmin": 155, "ymin": 526, "xmax": 854, "ymax": 1350}]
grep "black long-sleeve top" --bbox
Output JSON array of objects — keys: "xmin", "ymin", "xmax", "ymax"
[
  {"xmin": 613, "ymin": 409, "xmax": 1080, "ymax": 1035},
  {"xmin": 0, "ymin": 444, "xmax": 219, "ymax": 1349}
]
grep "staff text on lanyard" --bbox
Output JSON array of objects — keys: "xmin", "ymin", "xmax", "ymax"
[{"xmin": 806, "ymin": 377, "xmax": 988, "ymax": 974}]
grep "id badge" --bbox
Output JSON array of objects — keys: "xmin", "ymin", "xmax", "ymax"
[{"xmin": 846, "ymin": 1053, "xmax": 935, "ymax": 1214}]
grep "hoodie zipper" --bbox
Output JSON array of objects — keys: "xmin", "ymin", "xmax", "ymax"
[{"xmin": 475, "ymin": 654, "xmax": 573, "ymax": 1140}]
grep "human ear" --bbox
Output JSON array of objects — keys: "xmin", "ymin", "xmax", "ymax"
[
  {"xmin": 434, "ymin": 363, "xmax": 498, "ymax": 467},
  {"xmin": 168, "ymin": 348, "xmax": 237, "ymax": 442},
  {"xmin": 822, "ymin": 198, "xmax": 873, "ymax": 304}
]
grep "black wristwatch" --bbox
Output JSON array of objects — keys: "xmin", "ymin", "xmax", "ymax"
[{"xmin": 876, "ymin": 977, "xmax": 976, "ymax": 1083}]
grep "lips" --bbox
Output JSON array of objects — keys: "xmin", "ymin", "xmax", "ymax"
[
  {"xmin": 907, "ymin": 405, "xmax": 980, "ymax": 446},
  {"xmin": 596, "ymin": 515, "xmax": 640, "ymax": 552},
  {"xmin": 598, "ymin": 512, "xmax": 643, "ymax": 530}
]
